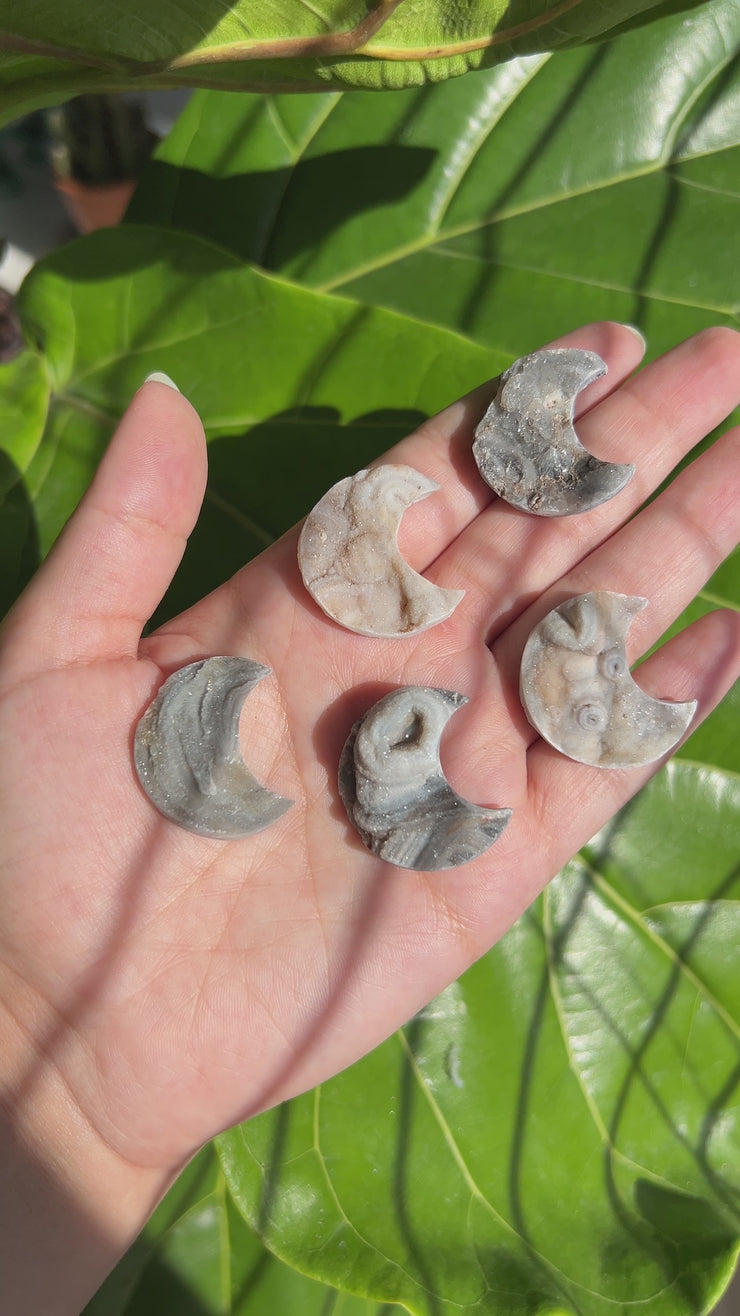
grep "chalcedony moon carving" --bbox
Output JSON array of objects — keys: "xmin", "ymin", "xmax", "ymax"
[
  {"xmin": 473, "ymin": 348, "xmax": 635, "ymax": 516},
  {"xmin": 134, "ymin": 656, "xmax": 293, "ymax": 838},
  {"xmin": 298, "ymin": 465, "xmax": 464, "ymax": 637},
  {"xmin": 339, "ymin": 686, "xmax": 512, "ymax": 870},
  {"xmin": 520, "ymin": 591, "xmax": 697, "ymax": 769}
]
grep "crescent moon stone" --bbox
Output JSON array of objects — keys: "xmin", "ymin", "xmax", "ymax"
[
  {"xmin": 339, "ymin": 686, "xmax": 512, "ymax": 870},
  {"xmin": 473, "ymin": 348, "xmax": 635, "ymax": 516},
  {"xmin": 134, "ymin": 656, "xmax": 293, "ymax": 838},
  {"xmin": 520, "ymin": 591, "xmax": 697, "ymax": 769},
  {"xmin": 298, "ymin": 465, "xmax": 464, "ymax": 637}
]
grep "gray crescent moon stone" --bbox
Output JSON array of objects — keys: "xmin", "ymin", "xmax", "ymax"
[
  {"xmin": 297, "ymin": 464, "xmax": 464, "ymax": 637},
  {"xmin": 134, "ymin": 656, "xmax": 293, "ymax": 838},
  {"xmin": 473, "ymin": 348, "xmax": 635, "ymax": 516},
  {"xmin": 520, "ymin": 591, "xmax": 697, "ymax": 769},
  {"xmin": 338, "ymin": 686, "xmax": 512, "ymax": 870}
]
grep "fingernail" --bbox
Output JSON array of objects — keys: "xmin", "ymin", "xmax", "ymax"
[
  {"xmin": 144, "ymin": 371, "xmax": 180, "ymax": 392},
  {"xmin": 620, "ymin": 324, "xmax": 647, "ymax": 352}
]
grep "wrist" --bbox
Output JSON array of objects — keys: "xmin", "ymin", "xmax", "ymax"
[{"xmin": 0, "ymin": 985, "xmax": 174, "ymax": 1315}]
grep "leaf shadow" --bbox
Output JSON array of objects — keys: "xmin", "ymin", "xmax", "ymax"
[
  {"xmin": 628, "ymin": 50, "xmax": 740, "ymax": 333},
  {"xmin": 127, "ymin": 144, "xmax": 438, "ymax": 269},
  {"xmin": 0, "ymin": 447, "xmax": 40, "ymax": 618},
  {"xmin": 537, "ymin": 859, "xmax": 740, "ymax": 1311},
  {"xmin": 457, "ymin": 44, "xmax": 611, "ymax": 343},
  {"xmin": 497, "ymin": 844, "xmax": 740, "ymax": 1315},
  {"xmin": 128, "ymin": 51, "xmax": 616, "ymax": 354},
  {"xmin": 602, "ymin": 856, "xmax": 740, "ymax": 1201},
  {"xmin": 504, "ymin": 903, "xmax": 591, "ymax": 1313},
  {"xmin": 84, "ymin": 1254, "xmax": 217, "ymax": 1316},
  {"xmin": 4, "ymin": 827, "xmax": 230, "ymax": 1313},
  {"xmin": 392, "ymin": 1016, "xmax": 445, "ymax": 1316}
]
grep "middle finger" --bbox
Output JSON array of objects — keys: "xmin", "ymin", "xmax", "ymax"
[{"xmin": 426, "ymin": 327, "xmax": 740, "ymax": 643}]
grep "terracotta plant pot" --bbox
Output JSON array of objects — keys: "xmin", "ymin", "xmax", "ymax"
[{"xmin": 54, "ymin": 174, "xmax": 137, "ymax": 234}]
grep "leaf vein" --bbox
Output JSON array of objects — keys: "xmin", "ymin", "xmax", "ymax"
[
  {"xmin": 585, "ymin": 862, "xmax": 740, "ymax": 1044},
  {"xmin": 310, "ymin": 1083, "xmax": 434, "ymax": 1297},
  {"xmin": 542, "ymin": 882, "xmax": 700, "ymax": 1197},
  {"xmin": 319, "ymin": 146, "xmax": 739, "ymax": 295}
]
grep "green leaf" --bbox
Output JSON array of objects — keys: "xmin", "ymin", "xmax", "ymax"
[
  {"xmin": 0, "ymin": 0, "xmax": 714, "ymax": 125},
  {"xmin": 9, "ymin": 223, "xmax": 499, "ymax": 617},
  {"xmin": 219, "ymin": 764, "xmax": 740, "ymax": 1316},
  {"xmin": 85, "ymin": 1144, "xmax": 394, "ymax": 1314},
  {"xmin": 129, "ymin": 0, "xmax": 740, "ymax": 360},
  {"xmin": 649, "ymin": 544, "xmax": 740, "ymax": 775},
  {"xmin": 0, "ymin": 347, "xmax": 49, "ymax": 611},
  {"xmin": 0, "ymin": 347, "xmax": 50, "ymax": 485}
]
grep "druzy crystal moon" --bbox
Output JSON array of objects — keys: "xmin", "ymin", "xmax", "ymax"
[
  {"xmin": 339, "ymin": 686, "xmax": 512, "ymax": 870},
  {"xmin": 298, "ymin": 465, "xmax": 464, "ymax": 637},
  {"xmin": 473, "ymin": 348, "xmax": 635, "ymax": 516},
  {"xmin": 520, "ymin": 591, "xmax": 697, "ymax": 769},
  {"xmin": 134, "ymin": 656, "xmax": 293, "ymax": 838}
]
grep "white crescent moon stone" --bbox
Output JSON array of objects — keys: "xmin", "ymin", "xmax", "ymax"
[
  {"xmin": 520, "ymin": 591, "xmax": 697, "ymax": 769},
  {"xmin": 297, "ymin": 465, "xmax": 464, "ymax": 638}
]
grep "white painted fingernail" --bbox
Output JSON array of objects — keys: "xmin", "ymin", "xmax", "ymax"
[
  {"xmin": 144, "ymin": 371, "xmax": 180, "ymax": 392},
  {"xmin": 620, "ymin": 324, "xmax": 647, "ymax": 352}
]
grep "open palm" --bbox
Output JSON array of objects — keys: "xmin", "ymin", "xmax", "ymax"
[{"xmin": 1, "ymin": 321, "xmax": 738, "ymax": 1178}]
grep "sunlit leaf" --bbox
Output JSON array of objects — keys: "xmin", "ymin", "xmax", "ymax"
[
  {"xmin": 220, "ymin": 764, "xmax": 740, "ymax": 1316},
  {"xmin": 130, "ymin": 0, "xmax": 740, "ymax": 359},
  {"xmin": 8, "ymin": 223, "xmax": 498, "ymax": 619},
  {"xmin": 0, "ymin": 0, "xmax": 715, "ymax": 124}
]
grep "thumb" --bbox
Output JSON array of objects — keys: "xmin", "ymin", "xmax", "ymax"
[{"xmin": 0, "ymin": 375, "xmax": 207, "ymax": 685}]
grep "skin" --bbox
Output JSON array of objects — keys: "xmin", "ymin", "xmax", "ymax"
[{"xmin": 0, "ymin": 322, "xmax": 738, "ymax": 1314}]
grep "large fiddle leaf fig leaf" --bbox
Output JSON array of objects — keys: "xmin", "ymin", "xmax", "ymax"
[
  {"xmin": 219, "ymin": 763, "xmax": 740, "ymax": 1316},
  {"xmin": 3, "ymin": 222, "xmax": 498, "ymax": 617},
  {"xmin": 85, "ymin": 1144, "xmax": 393, "ymax": 1315},
  {"xmin": 130, "ymin": 0, "xmax": 740, "ymax": 360},
  {"xmin": 0, "ymin": 0, "xmax": 715, "ymax": 125}
]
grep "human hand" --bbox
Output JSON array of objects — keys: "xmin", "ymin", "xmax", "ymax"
[{"xmin": 1, "ymin": 323, "xmax": 738, "ymax": 1307}]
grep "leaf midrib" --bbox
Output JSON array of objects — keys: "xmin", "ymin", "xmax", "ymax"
[
  {"xmin": 316, "ymin": 131, "xmax": 740, "ymax": 295},
  {"xmin": 695, "ymin": 587, "xmax": 740, "ymax": 615},
  {"xmin": 310, "ymin": 1084, "xmax": 438, "ymax": 1302},
  {"xmin": 541, "ymin": 880, "xmax": 709, "ymax": 1198},
  {"xmin": 396, "ymin": 1027, "xmax": 677, "ymax": 1310}
]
